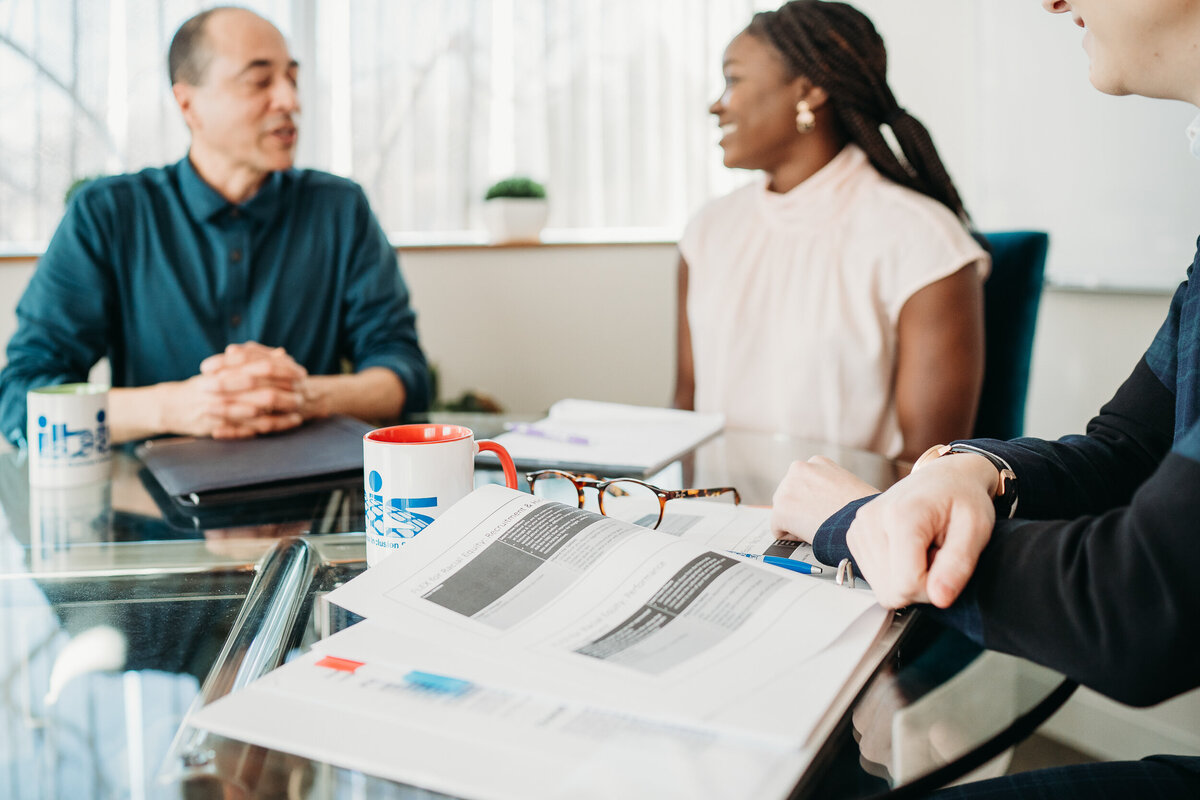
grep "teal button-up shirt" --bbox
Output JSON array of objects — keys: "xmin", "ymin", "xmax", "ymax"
[{"xmin": 0, "ymin": 157, "xmax": 430, "ymax": 445}]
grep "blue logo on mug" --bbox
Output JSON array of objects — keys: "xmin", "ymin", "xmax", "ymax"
[
  {"xmin": 366, "ymin": 470, "xmax": 436, "ymax": 545},
  {"xmin": 37, "ymin": 409, "xmax": 109, "ymax": 462}
]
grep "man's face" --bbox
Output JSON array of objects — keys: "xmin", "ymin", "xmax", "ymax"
[
  {"xmin": 175, "ymin": 10, "xmax": 300, "ymax": 176},
  {"xmin": 1043, "ymin": 0, "xmax": 1200, "ymax": 100}
]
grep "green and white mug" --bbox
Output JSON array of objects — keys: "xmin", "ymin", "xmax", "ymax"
[{"xmin": 27, "ymin": 383, "xmax": 111, "ymax": 487}]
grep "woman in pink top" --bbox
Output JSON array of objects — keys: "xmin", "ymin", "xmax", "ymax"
[{"xmin": 675, "ymin": 0, "xmax": 987, "ymax": 462}]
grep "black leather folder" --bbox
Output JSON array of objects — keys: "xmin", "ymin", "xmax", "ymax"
[{"xmin": 135, "ymin": 415, "xmax": 374, "ymax": 506}]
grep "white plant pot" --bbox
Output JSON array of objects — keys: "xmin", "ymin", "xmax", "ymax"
[{"xmin": 483, "ymin": 198, "xmax": 549, "ymax": 244}]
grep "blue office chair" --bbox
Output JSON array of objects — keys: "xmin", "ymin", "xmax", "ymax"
[{"xmin": 972, "ymin": 231, "xmax": 1049, "ymax": 441}]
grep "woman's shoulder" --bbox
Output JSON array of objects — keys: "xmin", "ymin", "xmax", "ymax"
[
  {"xmin": 844, "ymin": 170, "xmax": 988, "ymax": 312},
  {"xmin": 851, "ymin": 169, "xmax": 967, "ymax": 237},
  {"xmin": 841, "ymin": 175, "xmax": 981, "ymax": 268}
]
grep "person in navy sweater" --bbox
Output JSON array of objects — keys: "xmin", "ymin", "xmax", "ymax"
[{"xmin": 769, "ymin": 1, "xmax": 1200, "ymax": 796}]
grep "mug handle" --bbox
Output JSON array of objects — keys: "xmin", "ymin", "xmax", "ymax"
[{"xmin": 477, "ymin": 440, "xmax": 519, "ymax": 489}]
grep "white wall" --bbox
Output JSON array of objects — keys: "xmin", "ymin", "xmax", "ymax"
[
  {"xmin": 1025, "ymin": 288, "xmax": 1172, "ymax": 438},
  {"xmin": 401, "ymin": 244, "xmax": 676, "ymax": 413},
  {"xmin": 841, "ymin": 1, "xmax": 1200, "ymax": 291}
]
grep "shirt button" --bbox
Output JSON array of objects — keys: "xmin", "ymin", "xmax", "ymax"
[
  {"xmin": 230, "ymin": 249, "xmax": 242, "ymax": 262},
  {"xmin": 229, "ymin": 208, "xmax": 240, "ymax": 220},
  {"xmin": 230, "ymin": 314, "xmax": 242, "ymax": 327}
]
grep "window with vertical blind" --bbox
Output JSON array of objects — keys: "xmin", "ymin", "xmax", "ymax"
[{"xmin": 0, "ymin": 0, "xmax": 769, "ymax": 246}]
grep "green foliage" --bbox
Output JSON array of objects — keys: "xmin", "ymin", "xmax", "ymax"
[
  {"xmin": 428, "ymin": 363, "xmax": 504, "ymax": 413},
  {"xmin": 435, "ymin": 390, "xmax": 505, "ymax": 414},
  {"xmin": 484, "ymin": 176, "xmax": 546, "ymax": 201},
  {"xmin": 64, "ymin": 175, "xmax": 105, "ymax": 206}
]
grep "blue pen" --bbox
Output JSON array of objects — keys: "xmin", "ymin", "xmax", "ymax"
[
  {"xmin": 504, "ymin": 422, "xmax": 591, "ymax": 446},
  {"xmin": 728, "ymin": 551, "xmax": 823, "ymax": 575}
]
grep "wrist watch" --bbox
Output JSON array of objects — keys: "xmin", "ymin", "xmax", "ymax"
[{"xmin": 912, "ymin": 442, "xmax": 1019, "ymax": 519}]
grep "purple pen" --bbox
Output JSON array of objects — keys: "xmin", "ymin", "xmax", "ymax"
[{"xmin": 504, "ymin": 422, "xmax": 590, "ymax": 446}]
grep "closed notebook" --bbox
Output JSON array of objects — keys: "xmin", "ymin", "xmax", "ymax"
[{"xmin": 135, "ymin": 415, "xmax": 374, "ymax": 506}]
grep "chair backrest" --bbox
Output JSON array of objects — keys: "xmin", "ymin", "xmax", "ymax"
[{"xmin": 972, "ymin": 231, "xmax": 1049, "ymax": 441}]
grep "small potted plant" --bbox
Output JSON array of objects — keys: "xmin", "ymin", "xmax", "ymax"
[{"xmin": 483, "ymin": 176, "xmax": 548, "ymax": 244}]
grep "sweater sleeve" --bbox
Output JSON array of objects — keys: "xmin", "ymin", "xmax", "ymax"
[
  {"xmin": 338, "ymin": 186, "xmax": 431, "ymax": 413},
  {"xmin": 811, "ymin": 354, "xmax": 1195, "ymax": 705},
  {"xmin": 0, "ymin": 191, "xmax": 114, "ymax": 446},
  {"xmin": 957, "ymin": 438, "xmax": 1200, "ymax": 706},
  {"xmin": 970, "ymin": 355, "xmax": 1175, "ymax": 519}
]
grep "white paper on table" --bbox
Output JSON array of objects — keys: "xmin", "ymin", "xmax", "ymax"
[
  {"xmin": 187, "ymin": 605, "xmax": 892, "ymax": 800},
  {"xmin": 323, "ymin": 486, "xmax": 883, "ymax": 743},
  {"xmin": 476, "ymin": 399, "xmax": 725, "ymax": 476},
  {"xmin": 188, "ymin": 647, "xmax": 811, "ymax": 800}
]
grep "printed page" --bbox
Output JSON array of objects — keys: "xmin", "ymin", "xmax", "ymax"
[
  {"xmin": 325, "ymin": 485, "xmax": 883, "ymax": 742},
  {"xmin": 644, "ymin": 499, "xmax": 828, "ymax": 568},
  {"xmin": 189, "ymin": 648, "xmax": 808, "ymax": 800}
]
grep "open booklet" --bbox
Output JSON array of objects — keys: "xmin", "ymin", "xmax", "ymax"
[
  {"xmin": 189, "ymin": 487, "xmax": 892, "ymax": 800},
  {"xmin": 475, "ymin": 399, "xmax": 725, "ymax": 477}
]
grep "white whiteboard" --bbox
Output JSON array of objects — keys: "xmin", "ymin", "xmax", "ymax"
[{"xmin": 850, "ymin": 0, "xmax": 1200, "ymax": 292}]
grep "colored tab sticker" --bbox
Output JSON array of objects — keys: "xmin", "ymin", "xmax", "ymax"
[{"xmin": 315, "ymin": 655, "xmax": 365, "ymax": 673}]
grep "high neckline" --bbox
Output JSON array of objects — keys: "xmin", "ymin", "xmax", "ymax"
[{"xmin": 755, "ymin": 144, "xmax": 866, "ymax": 222}]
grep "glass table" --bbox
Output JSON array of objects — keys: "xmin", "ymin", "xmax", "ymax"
[{"xmin": 0, "ymin": 417, "xmax": 1073, "ymax": 799}]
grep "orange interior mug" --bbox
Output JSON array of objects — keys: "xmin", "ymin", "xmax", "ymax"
[{"xmin": 362, "ymin": 424, "xmax": 517, "ymax": 566}]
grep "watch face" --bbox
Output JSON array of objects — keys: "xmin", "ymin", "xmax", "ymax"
[{"xmin": 994, "ymin": 468, "xmax": 1018, "ymax": 519}]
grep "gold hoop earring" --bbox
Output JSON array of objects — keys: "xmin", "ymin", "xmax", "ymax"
[{"xmin": 795, "ymin": 100, "xmax": 816, "ymax": 134}]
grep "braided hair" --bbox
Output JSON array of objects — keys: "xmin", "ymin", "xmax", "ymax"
[{"xmin": 748, "ymin": 0, "xmax": 969, "ymax": 221}]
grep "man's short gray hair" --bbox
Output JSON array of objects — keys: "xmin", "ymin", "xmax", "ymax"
[{"xmin": 167, "ymin": 6, "xmax": 242, "ymax": 86}]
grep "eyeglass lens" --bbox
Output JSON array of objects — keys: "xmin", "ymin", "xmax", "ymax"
[
  {"xmin": 529, "ymin": 473, "xmax": 662, "ymax": 528},
  {"xmin": 529, "ymin": 472, "xmax": 589, "ymax": 509},
  {"xmin": 598, "ymin": 479, "xmax": 663, "ymax": 528}
]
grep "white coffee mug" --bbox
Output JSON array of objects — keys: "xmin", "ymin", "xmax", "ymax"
[
  {"xmin": 27, "ymin": 383, "xmax": 111, "ymax": 487},
  {"xmin": 363, "ymin": 424, "xmax": 518, "ymax": 567}
]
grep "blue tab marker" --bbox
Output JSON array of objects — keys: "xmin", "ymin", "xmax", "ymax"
[{"xmin": 403, "ymin": 670, "xmax": 475, "ymax": 696}]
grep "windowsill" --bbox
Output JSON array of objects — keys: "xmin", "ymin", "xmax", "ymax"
[
  {"xmin": 394, "ymin": 227, "xmax": 678, "ymax": 250},
  {"xmin": 0, "ymin": 228, "xmax": 680, "ymax": 262},
  {"xmin": 0, "ymin": 242, "xmax": 48, "ymax": 261},
  {"xmin": 1043, "ymin": 281, "xmax": 1175, "ymax": 297}
]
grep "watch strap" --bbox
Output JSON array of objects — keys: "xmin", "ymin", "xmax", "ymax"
[{"xmin": 913, "ymin": 442, "xmax": 1019, "ymax": 519}]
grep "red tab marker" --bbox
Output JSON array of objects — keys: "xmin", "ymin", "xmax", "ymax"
[{"xmin": 315, "ymin": 655, "xmax": 365, "ymax": 673}]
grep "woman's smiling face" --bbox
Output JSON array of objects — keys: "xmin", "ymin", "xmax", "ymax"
[{"xmin": 709, "ymin": 32, "xmax": 807, "ymax": 173}]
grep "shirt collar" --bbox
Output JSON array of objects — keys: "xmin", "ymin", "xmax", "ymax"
[
  {"xmin": 176, "ymin": 154, "xmax": 288, "ymax": 223},
  {"xmin": 755, "ymin": 143, "xmax": 865, "ymax": 221},
  {"xmin": 241, "ymin": 169, "xmax": 286, "ymax": 222}
]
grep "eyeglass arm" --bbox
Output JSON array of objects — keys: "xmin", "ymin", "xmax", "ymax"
[{"xmin": 663, "ymin": 486, "xmax": 741, "ymax": 504}]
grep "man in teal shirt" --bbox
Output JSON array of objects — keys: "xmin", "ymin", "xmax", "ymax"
[{"xmin": 0, "ymin": 6, "xmax": 430, "ymax": 446}]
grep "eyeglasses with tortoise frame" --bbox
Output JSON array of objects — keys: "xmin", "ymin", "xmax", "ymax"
[{"xmin": 525, "ymin": 469, "xmax": 741, "ymax": 530}]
